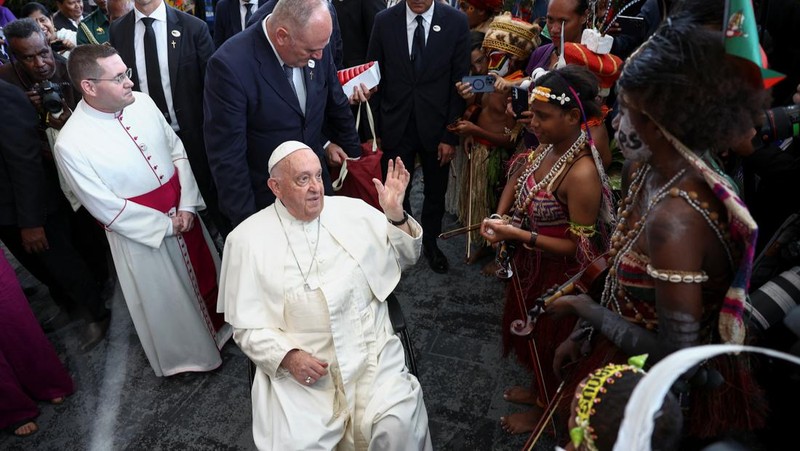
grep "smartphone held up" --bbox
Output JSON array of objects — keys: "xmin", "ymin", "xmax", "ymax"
[
  {"xmin": 511, "ymin": 87, "xmax": 528, "ymax": 119},
  {"xmin": 462, "ymin": 74, "xmax": 496, "ymax": 93}
]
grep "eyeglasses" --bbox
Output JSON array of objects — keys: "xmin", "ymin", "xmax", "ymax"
[{"xmin": 88, "ymin": 67, "xmax": 132, "ymax": 84}]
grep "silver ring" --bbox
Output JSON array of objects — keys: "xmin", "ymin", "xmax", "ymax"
[{"xmin": 305, "ymin": 376, "xmax": 313, "ymax": 384}]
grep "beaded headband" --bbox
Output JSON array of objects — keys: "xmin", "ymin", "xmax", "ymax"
[
  {"xmin": 570, "ymin": 354, "xmax": 648, "ymax": 451},
  {"xmin": 530, "ymin": 86, "xmax": 572, "ymax": 105}
]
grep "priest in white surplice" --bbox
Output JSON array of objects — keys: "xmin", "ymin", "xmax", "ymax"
[
  {"xmin": 53, "ymin": 45, "xmax": 231, "ymax": 377},
  {"xmin": 219, "ymin": 140, "xmax": 432, "ymax": 450}
]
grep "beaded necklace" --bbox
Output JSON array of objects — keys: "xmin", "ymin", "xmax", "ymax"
[
  {"xmin": 601, "ymin": 165, "xmax": 685, "ymax": 328},
  {"xmin": 514, "ymin": 130, "xmax": 587, "ymax": 214},
  {"xmin": 601, "ymin": 164, "xmax": 736, "ymax": 327}
]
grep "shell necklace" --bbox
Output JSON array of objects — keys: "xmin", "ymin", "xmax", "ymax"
[{"xmin": 514, "ymin": 129, "xmax": 587, "ymax": 213}]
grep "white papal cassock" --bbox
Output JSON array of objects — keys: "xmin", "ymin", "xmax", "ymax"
[
  {"xmin": 219, "ymin": 197, "xmax": 432, "ymax": 450},
  {"xmin": 54, "ymin": 92, "xmax": 231, "ymax": 376}
]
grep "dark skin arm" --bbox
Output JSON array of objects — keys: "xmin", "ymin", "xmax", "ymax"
[
  {"xmin": 548, "ymin": 189, "xmax": 725, "ymax": 372},
  {"xmin": 449, "ymin": 120, "xmax": 517, "ymax": 148}
]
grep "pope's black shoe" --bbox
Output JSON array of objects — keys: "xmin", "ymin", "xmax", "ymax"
[
  {"xmin": 423, "ymin": 242, "xmax": 449, "ymax": 274},
  {"xmin": 79, "ymin": 316, "xmax": 110, "ymax": 353}
]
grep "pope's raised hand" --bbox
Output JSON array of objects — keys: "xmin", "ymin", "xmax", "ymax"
[{"xmin": 372, "ymin": 157, "xmax": 409, "ymax": 220}]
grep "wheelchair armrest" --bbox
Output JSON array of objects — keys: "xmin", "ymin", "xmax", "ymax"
[{"xmin": 387, "ymin": 293, "xmax": 407, "ymax": 332}]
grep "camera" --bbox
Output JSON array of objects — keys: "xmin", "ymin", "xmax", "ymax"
[
  {"xmin": 50, "ymin": 40, "xmax": 67, "ymax": 53},
  {"xmin": 35, "ymin": 80, "xmax": 69, "ymax": 114},
  {"xmin": 757, "ymin": 104, "xmax": 800, "ymax": 144}
]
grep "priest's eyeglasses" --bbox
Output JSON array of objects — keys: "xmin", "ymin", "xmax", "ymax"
[{"xmin": 88, "ymin": 68, "xmax": 132, "ymax": 84}]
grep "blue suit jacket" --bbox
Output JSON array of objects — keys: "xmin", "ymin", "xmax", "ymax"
[
  {"xmin": 212, "ymin": 0, "xmax": 268, "ymax": 49},
  {"xmin": 366, "ymin": 2, "xmax": 469, "ymax": 151},
  {"xmin": 204, "ymin": 23, "xmax": 361, "ymax": 227}
]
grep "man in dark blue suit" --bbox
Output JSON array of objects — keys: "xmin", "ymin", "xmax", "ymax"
[
  {"xmin": 367, "ymin": 0, "xmax": 469, "ymax": 273},
  {"xmin": 212, "ymin": 0, "xmax": 267, "ymax": 49},
  {"xmin": 204, "ymin": 0, "xmax": 361, "ymax": 228}
]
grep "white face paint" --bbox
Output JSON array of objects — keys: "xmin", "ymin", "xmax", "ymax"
[{"xmin": 615, "ymin": 108, "xmax": 653, "ymax": 163}]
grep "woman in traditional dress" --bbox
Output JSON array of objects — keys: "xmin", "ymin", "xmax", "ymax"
[
  {"xmin": 518, "ymin": 0, "xmax": 614, "ymax": 168},
  {"xmin": 480, "ymin": 64, "xmax": 614, "ymax": 434},
  {"xmin": 0, "ymin": 251, "xmax": 73, "ymax": 437},
  {"xmin": 547, "ymin": 14, "xmax": 770, "ymax": 447}
]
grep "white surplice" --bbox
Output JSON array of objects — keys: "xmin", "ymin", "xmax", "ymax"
[
  {"xmin": 54, "ymin": 93, "xmax": 231, "ymax": 376},
  {"xmin": 219, "ymin": 197, "xmax": 432, "ymax": 450}
]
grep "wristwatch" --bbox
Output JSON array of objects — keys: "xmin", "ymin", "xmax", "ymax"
[{"xmin": 388, "ymin": 211, "xmax": 409, "ymax": 226}]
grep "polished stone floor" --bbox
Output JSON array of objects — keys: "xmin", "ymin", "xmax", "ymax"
[{"xmin": 1, "ymin": 171, "xmax": 558, "ymax": 451}]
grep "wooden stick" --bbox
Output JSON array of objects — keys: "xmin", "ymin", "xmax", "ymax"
[
  {"xmin": 466, "ymin": 145, "xmax": 473, "ymax": 260},
  {"xmin": 438, "ymin": 222, "xmax": 481, "ymax": 239}
]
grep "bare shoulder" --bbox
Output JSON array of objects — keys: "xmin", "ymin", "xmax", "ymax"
[{"xmin": 564, "ymin": 152, "xmax": 601, "ymax": 188}]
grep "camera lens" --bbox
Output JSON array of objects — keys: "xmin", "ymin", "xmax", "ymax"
[{"xmin": 758, "ymin": 104, "xmax": 800, "ymax": 144}]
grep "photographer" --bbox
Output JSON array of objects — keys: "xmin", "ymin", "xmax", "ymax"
[
  {"xmin": 0, "ymin": 18, "xmax": 76, "ymax": 132},
  {"xmin": 0, "ymin": 18, "xmax": 112, "ymax": 353},
  {"xmin": 738, "ymin": 82, "xmax": 800, "ymax": 253}
]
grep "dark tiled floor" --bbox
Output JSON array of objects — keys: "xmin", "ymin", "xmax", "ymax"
[{"xmin": 1, "ymin": 170, "xmax": 557, "ymax": 450}]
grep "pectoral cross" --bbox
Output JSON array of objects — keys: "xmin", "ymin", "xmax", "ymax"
[{"xmin": 171, "ymin": 40, "xmax": 176, "ymax": 49}]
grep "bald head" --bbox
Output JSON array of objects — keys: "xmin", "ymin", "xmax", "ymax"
[
  {"xmin": 107, "ymin": 0, "xmax": 133, "ymax": 22},
  {"xmin": 267, "ymin": 0, "xmax": 331, "ymax": 67}
]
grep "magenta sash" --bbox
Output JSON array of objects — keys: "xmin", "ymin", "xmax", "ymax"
[{"xmin": 127, "ymin": 171, "xmax": 225, "ymax": 334}]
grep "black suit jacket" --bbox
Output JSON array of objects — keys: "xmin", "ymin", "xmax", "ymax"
[
  {"xmin": 0, "ymin": 79, "xmax": 48, "ymax": 228},
  {"xmin": 0, "ymin": 57, "xmax": 78, "ymax": 221},
  {"xmin": 204, "ymin": 23, "xmax": 361, "ymax": 226},
  {"xmin": 246, "ymin": 0, "xmax": 344, "ymax": 70},
  {"xmin": 109, "ymin": 7, "xmax": 213, "ymax": 139},
  {"xmin": 109, "ymin": 6, "xmax": 215, "ymax": 191},
  {"xmin": 213, "ymin": 0, "xmax": 268, "ymax": 49},
  {"xmin": 366, "ymin": 2, "xmax": 469, "ymax": 151},
  {"xmin": 333, "ymin": 0, "xmax": 385, "ymax": 68}
]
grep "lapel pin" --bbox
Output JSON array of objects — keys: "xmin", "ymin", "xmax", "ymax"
[
  {"xmin": 308, "ymin": 60, "xmax": 316, "ymax": 69},
  {"xmin": 171, "ymin": 30, "xmax": 181, "ymax": 37},
  {"xmin": 171, "ymin": 40, "xmax": 176, "ymax": 48},
  {"xmin": 432, "ymin": 25, "xmax": 441, "ymax": 32}
]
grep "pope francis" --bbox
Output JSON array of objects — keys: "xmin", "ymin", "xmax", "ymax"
[{"xmin": 218, "ymin": 141, "xmax": 432, "ymax": 450}]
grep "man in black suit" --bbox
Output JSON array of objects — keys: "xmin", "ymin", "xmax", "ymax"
[
  {"xmin": 212, "ymin": 0, "xmax": 267, "ymax": 49},
  {"xmin": 0, "ymin": 23, "xmax": 110, "ymax": 352},
  {"xmin": 204, "ymin": 0, "xmax": 361, "ymax": 228},
  {"xmin": 367, "ymin": 0, "xmax": 469, "ymax": 273},
  {"xmin": 332, "ymin": 0, "xmax": 385, "ymax": 68},
  {"xmin": 109, "ymin": 0, "xmax": 230, "ymax": 237}
]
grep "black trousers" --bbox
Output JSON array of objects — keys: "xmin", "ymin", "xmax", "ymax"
[
  {"xmin": 381, "ymin": 117, "xmax": 449, "ymax": 246},
  {"xmin": 0, "ymin": 208, "xmax": 109, "ymax": 322}
]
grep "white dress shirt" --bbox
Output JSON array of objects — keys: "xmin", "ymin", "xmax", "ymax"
[
  {"xmin": 240, "ymin": 0, "xmax": 254, "ymax": 31},
  {"xmin": 405, "ymin": 2, "xmax": 434, "ymax": 58},
  {"xmin": 263, "ymin": 16, "xmax": 307, "ymax": 115},
  {"xmin": 134, "ymin": 2, "xmax": 180, "ymax": 131}
]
